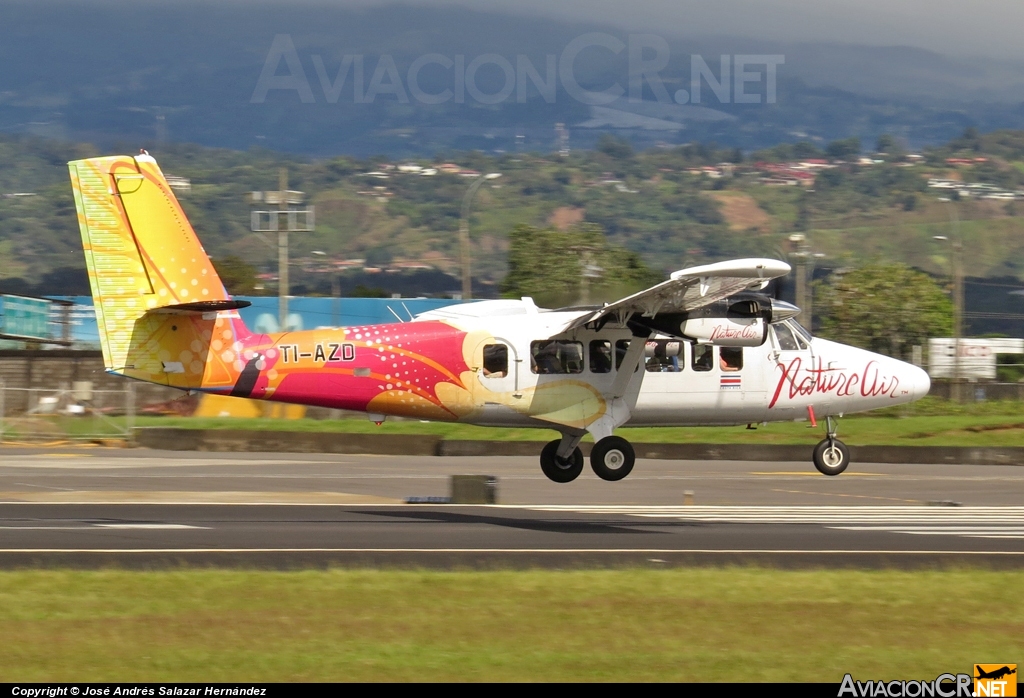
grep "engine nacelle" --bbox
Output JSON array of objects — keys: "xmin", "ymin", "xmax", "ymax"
[
  {"xmin": 679, "ymin": 316, "xmax": 767, "ymax": 347},
  {"xmin": 625, "ymin": 292, "xmax": 799, "ymax": 345}
]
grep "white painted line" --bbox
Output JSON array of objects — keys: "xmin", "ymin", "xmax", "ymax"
[
  {"xmin": 0, "ymin": 547, "xmax": 1019, "ymax": 555},
  {"xmin": 0, "ymin": 524, "xmax": 208, "ymax": 530},
  {"xmin": 93, "ymin": 524, "xmax": 207, "ymax": 529}
]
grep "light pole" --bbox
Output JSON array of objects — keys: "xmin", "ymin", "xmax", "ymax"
[
  {"xmin": 250, "ymin": 168, "xmax": 314, "ymax": 332},
  {"xmin": 459, "ymin": 173, "xmax": 501, "ymax": 300},
  {"xmin": 934, "ymin": 200, "xmax": 963, "ymax": 401},
  {"xmin": 787, "ymin": 234, "xmax": 823, "ymax": 330}
]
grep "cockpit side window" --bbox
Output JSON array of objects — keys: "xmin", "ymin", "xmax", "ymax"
[{"xmin": 774, "ymin": 324, "xmax": 800, "ymax": 351}]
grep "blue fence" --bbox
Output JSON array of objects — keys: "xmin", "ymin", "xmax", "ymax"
[{"xmin": 40, "ymin": 296, "xmax": 465, "ymax": 349}]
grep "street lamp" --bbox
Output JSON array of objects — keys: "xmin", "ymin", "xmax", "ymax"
[
  {"xmin": 459, "ymin": 172, "xmax": 501, "ymax": 300},
  {"xmin": 934, "ymin": 200, "xmax": 964, "ymax": 401},
  {"xmin": 787, "ymin": 234, "xmax": 823, "ymax": 330},
  {"xmin": 250, "ymin": 168, "xmax": 314, "ymax": 331}
]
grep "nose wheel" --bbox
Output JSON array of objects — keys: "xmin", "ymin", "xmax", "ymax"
[
  {"xmin": 812, "ymin": 416, "xmax": 850, "ymax": 476},
  {"xmin": 813, "ymin": 438, "xmax": 850, "ymax": 475}
]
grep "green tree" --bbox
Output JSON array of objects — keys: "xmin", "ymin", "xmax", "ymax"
[
  {"xmin": 816, "ymin": 264, "xmax": 952, "ymax": 359},
  {"xmin": 501, "ymin": 223, "xmax": 662, "ymax": 307},
  {"xmin": 596, "ymin": 134, "xmax": 634, "ymax": 160},
  {"xmin": 826, "ymin": 137, "xmax": 861, "ymax": 160},
  {"xmin": 211, "ymin": 256, "xmax": 260, "ymax": 295}
]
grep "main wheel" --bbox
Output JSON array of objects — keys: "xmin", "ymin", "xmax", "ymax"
[
  {"xmin": 540, "ymin": 439, "xmax": 584, "ymax": 483},
  {"xmin": 813, "ymin": 438, "xmax": 850, "ymax": 476},
  {"xmin": 590, "ymin": 436, "xmax": 636, "ymax": 481}
]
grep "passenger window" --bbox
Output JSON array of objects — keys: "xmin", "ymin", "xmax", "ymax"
[
  {"xmin": 615, "ymin": 339, "xmax": 632, "ymax": 370},
  {"xmin": 644, "ymin": 339, "xmax": 683, "ymax": 372},
  {"xmin": 720, "ymin": 347, "xmax": 743, "ymax": 372},
  {"xmin": 692, "ymin": 343, "xmax": 713, "ymax": 372},
  {"xmin": 590, "ymin": 340, "xmax": 613, "ymax": 374},
  {"xmin": 774, "ymin": 324, "xmax": 800, "ymax": 351},
  {"xmin": 482, "ymin": 344, "xmax": 508, "ymax": 378},
  {"xmin": 531, "ymin": 340, "xmax": 584, "ymax": 374}
]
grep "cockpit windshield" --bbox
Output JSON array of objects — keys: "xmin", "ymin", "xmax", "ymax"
[
  {"xmin": 773, "ymin": 320, "xmax": 813, "ymax": 351},
  {"xmin": 788, "ymin": 319, "xmax": 813, "ymax": 343}
]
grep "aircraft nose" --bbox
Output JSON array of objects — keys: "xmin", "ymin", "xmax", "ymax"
[{"xmin": 909, "ymin": 364, "xmax": 931, "ymax": 400}]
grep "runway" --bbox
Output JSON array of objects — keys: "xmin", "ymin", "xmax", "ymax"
[{"xmin": 2, "ymin": 446, "xmax": 1023, "ymax": 567}]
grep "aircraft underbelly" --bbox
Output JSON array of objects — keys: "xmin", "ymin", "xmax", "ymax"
[{"xmin": 629, "ymin": 371, "xmax": 767, "ymax": 426}]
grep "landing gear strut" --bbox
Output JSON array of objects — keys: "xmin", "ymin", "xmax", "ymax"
[
  {"xmin": 812, "ymin": 415, "xmax": 850, "ymax": 476},
  {"xmin": 540, "ymin": 438, "xmax": 584, "ymax": 483}
]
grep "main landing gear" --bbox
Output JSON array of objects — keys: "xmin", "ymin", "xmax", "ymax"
[
  {"xmin": 540, "ymin": 434, "xmax": 637, "ymax": 483},
  {"xmin": 812, "ymin": 415, "xmax": 850, "ymax": 476}
]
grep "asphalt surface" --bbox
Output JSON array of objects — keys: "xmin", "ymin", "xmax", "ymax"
[{"xmin": 1, "ymin": 446, "xmax": 1023, "ymax": 568}]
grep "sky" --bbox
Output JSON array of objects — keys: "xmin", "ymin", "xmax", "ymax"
[{"xmin": 328, "ymin": 0, "xmax": 1024, "ymax": 61}]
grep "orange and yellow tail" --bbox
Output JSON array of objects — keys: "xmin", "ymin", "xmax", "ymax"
[{"xmin": 68, "ymin": 153, "xmax": 250, "ymax": 388}]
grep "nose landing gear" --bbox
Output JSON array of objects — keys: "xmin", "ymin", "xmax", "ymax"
[{"xmin": 812, "ymin": 415, "xmax": 850, "ymax": 476}]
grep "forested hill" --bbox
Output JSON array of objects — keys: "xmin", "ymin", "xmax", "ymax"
[{"xmin": 2, "ymin": 130, "xmax": 1024, "ymax": 313}]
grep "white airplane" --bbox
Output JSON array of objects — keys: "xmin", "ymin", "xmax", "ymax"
[{"xmin": 69, "ymin": 153, "xmax": 931, "ymax": 482}]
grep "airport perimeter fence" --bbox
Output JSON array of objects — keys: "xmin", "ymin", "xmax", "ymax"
[{"xmin": 0, "ymin": 380, "xmax": 135, "ymax": 443}]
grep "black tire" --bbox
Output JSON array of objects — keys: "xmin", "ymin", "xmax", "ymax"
[
  {"xmin": 813, "ymin": 438, "xmax": 850, "ymax": 476},
  {"xmin": 540, "ymin": 439, "xmax": 584, "ymax": 483},
  {"xmin": 590, "ymin": 436, "xmax": 636, "ymax": 481}
]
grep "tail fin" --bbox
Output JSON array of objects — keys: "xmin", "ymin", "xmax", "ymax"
[{"xmin": 69, "ymin": 153, "xmax": 247, "ymax": 378}]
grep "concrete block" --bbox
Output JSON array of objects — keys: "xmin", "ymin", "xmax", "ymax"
[{"xmin": 450, "ymin": 475, "xmax": 497, "ymax": 504}]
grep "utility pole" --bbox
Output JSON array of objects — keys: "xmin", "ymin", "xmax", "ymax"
[
  {"xmin": 936, "ymin": 200, "xmax": 963, "ymax": 402},
  {"xmin": 788, "ymin": 234, "xmax": 810, "ymax": 328},
  {"xmin": 277, "ymin": 168, "xmax": 289, "ymax": 330},
  {"xmin": 250, "ymin": 169, "xmax": 314, "ymax": 331},
  {"xmin": 459, "ymin": 172, "xmax": 501, "ymax": 300},
  {"xmin": 787, "ymin": 233, "xmax": 825, "ymax": 331}
]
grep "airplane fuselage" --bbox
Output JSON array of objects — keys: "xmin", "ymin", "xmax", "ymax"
[{"xmin": 180, "ymin": 300, "xmax": 930, "ymax": 435}]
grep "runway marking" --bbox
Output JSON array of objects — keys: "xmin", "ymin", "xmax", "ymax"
[
  {"xmin": 520, "ymin": 505, "xmax": 1024, "ymax": 540},
  {"xmin": 0, "ymin": 548, "xmax": 1022, "ymax": 555},
  {"xmin": 770, "ymin": 489, "xmax": 920, "ymax": 503},
  {"xmin": 0, "ymin": 524, "xmax": 207, "ymax": 530},
  {"xmin": 751, "ymin": 471, "xmax": 887, "ymax": 477},
  {"xmin": 93, "ymin": 524, "xmax": 207, "ymax": 530}
]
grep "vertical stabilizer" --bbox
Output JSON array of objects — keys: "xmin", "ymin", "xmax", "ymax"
[{"xmin": 69, "ymin": 153, "xmax": 236, "ymax": 374}]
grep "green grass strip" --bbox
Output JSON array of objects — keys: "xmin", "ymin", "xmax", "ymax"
[{"xmin": 2, "ymin": 568, "xmax": 1022, "ymax": 682}]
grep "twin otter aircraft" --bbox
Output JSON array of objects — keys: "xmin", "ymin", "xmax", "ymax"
[{"xmin": 69, "ymin": 154, "xmax": 931, "ymax": 482}]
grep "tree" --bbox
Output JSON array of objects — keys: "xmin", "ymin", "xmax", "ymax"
[
  {"xmin": 596, "ymin": 134, "xmax": 634, "ymax": 160},
  {"xmin": 826, "ymin": 137, "xmax": 861, "ymax": 160},
  {"xmin": 501, "ymin": 223, "xmax": 662, "ymax": 307},
  {"xmin": 875, "ymin": 134, "xmax": 896, "ymax": 153},
  {"xmin": 816, "ymin": 264, "xmax": 952, "ymax": 359},
  {"xmin": 211, "ymin": 256, "xmax": 260, "ymax": 295}
]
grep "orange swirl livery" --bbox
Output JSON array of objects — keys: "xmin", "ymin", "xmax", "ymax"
[{"xmin": 70, "ymin": 153, "xmax": 932, "ymax": 483}]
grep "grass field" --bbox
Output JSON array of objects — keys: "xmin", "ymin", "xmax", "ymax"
[
  {"xmin": 4, "ymin": 398, "xmax": 1024, "ymax": 446},
  {"xmin": 123, "ymin": 397, "xmax": 1024, "ymax": 447},
  {"xmin": 2, "ymin": 568, "xmax": 1021, "ymax": 682}
]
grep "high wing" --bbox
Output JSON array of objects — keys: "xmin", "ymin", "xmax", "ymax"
[{"xmin": 565, "ymin": 258, "xmax": 792, "ymax": 331}]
